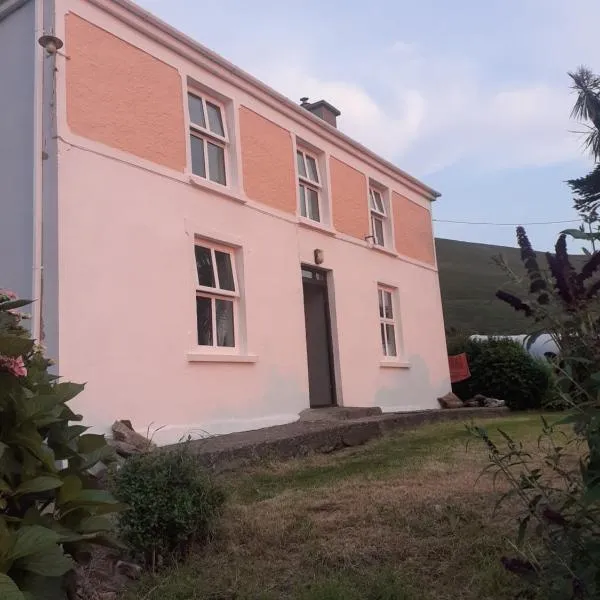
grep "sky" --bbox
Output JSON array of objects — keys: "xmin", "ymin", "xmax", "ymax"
[{"xmin": 138, "ymin": 0, "xmax": 600, "ymax": 250}]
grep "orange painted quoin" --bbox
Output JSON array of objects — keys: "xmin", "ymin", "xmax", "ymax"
[
  {"xmin": 329, "ymin": 157, "xmax": 369, "ymax": 239},
  {"xmin": 448, "ymin": 353, "xmax": 471, "ymax": 383},
  {"xmin": 239, "ymin": 106, "xmax": 297, "ymax": 214},
  {"xmin": 392, "ymin": 193, "xmax": 436, "ymax": 265},
  {"xmin": 65, "ymin": 13, "xmax": 186, "ymax": 172}
]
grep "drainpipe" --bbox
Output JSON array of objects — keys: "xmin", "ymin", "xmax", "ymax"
[{"xmin": 31, "ymin": 0, "xmax": 44, "ymax": 342}]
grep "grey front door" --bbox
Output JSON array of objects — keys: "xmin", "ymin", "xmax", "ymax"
[{"xmin": 301, "ymin": 267, "xmax": 336, "ymax": 408}]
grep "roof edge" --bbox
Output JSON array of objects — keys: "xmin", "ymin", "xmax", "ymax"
[{"xmin": 88, "ymin": 0, "xmax": 441, "ymax": 201}]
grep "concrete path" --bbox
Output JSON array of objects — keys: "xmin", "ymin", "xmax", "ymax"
[{"xmin": 170, "ymin": 407, "xmax": 509, "ymax": 471}]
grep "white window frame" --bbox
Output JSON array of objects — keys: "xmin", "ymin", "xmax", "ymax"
[
  {"xmin": 378, "ymin": 286, "xmax": 398, "ymax": 358},
  {"xmin": 369, "ymin": 186, "xmax": 388, "ymax": 248},
  {"xmin": 297, "ymin": 148, "xmax": 322, "ymax": 222},
  {"xmin": 194, "ymin": 241, "xmax": 240, "ymax": 351},
  {"xmin": 188, "ymin": 91, "xmax": 229, "ymax": 186}
]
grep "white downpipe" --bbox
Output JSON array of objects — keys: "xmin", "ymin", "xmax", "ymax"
[{"xmin": 31, "ymin": 0, "xmax": 44, "ymax": 341}]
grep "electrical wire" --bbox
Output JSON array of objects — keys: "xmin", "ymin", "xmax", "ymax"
[{"xmin": 433, "ymin": 218, "xmax": 581, "ymax": 226}]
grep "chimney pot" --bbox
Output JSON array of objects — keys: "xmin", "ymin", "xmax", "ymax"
[{"xmin": 300, "ymin": 98, "xmax": 341, "ymax": 128}]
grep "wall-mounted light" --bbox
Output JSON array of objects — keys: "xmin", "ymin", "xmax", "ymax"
[
  {"xmin": 314, "ymin": 248, "xmax": 324, "ymax": 265},
  {"xmin": 38, "ymin": 34, "xmax": 69, "ymax": 59},
  {"xmin": 364, "ymin": 234, "xmax": 375, "ymax": 249}
]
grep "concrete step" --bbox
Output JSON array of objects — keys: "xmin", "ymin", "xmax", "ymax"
[{"xmin": 298, "ymin": 407, "xmax": 383, "ymax": 422}]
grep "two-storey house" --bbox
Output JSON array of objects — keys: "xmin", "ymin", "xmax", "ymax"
[{"xmin": 0, "ymin": 0, "xmax": 450, "ymax": 443}]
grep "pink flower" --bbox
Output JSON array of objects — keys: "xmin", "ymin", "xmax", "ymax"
[
  {"xmin": 0, "ymin": 355, "xmax": 27, "ymax": 377},
  {"xmin": 0, "ymin": 289, "xmax": 17, "ymax": 301}
]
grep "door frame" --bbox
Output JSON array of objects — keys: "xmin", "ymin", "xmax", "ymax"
[{"xmin": 301, "ymin": 265, "xmax": 338, "ymax": 408}]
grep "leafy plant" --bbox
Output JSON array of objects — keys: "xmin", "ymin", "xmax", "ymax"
[
  {"xmin": 495, "ymin": 226, "xmax": 600, "ymax": 401},
  {"xmin": 0, "ymin": 289, "xmax": 123, "ymax": 599},
  {"xmin": 448, "ymin": 337, "xmax": 550, "ymax": 410},
  {"xmin": 468, "ymin": 402, "xmax": 600, "ymax": 599},
  {"xmin": 114, "ymin": 447, "xmax": 225, "ymax": 569}
]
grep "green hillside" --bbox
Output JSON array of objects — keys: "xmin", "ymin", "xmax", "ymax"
[{"xmin": 435, "ymin": 237, "xmax": 584, "ymax": 335}]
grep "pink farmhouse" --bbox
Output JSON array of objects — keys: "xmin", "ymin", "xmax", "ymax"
[{"xmin": 0, "ymin": 0, "xmax": 451, "ymax": 444}]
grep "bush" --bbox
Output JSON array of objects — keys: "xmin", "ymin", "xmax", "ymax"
[
  {"xmin": 114, "ymin": 448, "xmax": 225, "ymax": 568},
  {"xmin": 0, "ymin": 289, "xmax": 122, "ymax": 600},
  {"xmin": 449, "ymin": 337, "xmax": 550, "ymax": 410}
]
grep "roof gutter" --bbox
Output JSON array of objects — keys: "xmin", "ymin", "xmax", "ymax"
[{"xmin": 88, "ymin": 0, "xmax": 441, "ymax": 201}]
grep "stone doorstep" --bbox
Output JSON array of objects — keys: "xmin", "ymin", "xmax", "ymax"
[
  {"xmin": 172, "ymin": 407, "xmax": 509, "ymax": 472},
  {"xmin": 299, "ymin": 406, "xmax": 383, "ymax": 421}
]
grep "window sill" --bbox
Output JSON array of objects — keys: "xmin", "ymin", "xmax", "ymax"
[
  {"xmin": 298, "ymin": 217, "xmax": 336, "ymax": 236},
  {"xmin": 187, "ymin": 352, "xmax": 258, "ymax": 363},
  {"xmin": 371, "ymin": 244, "xmax": 398, "ymax": 258},
  {"xmin": 189, "ymin": 175, "xmax": 247, "ymax": 204},
  {"xmin": 380, "ymin": 359, "xmax": 411, "ymax": 369}
]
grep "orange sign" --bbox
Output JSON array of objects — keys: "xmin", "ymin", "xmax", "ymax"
[{"xmin": 448, "ymin": 353, "xmax": 471, "ymax": 383}]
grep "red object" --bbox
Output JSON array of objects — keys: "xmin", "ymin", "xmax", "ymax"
[{"xmin": 448, "ymin": 353, "xmax": 471, "ymax": 383}]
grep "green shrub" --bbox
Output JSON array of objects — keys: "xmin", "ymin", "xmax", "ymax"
[
  {"xmin": 449, "ymin": 338, "xmax": 550, "ymax": 410},
  {"xmin": 0, "ymin": 289, "xmax": 123, "ymax": 600},
  {"xmin": 114, "ymin": 448, "xmax": 225, "ymax": 568}
]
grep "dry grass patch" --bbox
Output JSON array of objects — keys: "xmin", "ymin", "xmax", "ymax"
[{"xmin": 122, "ymin": 412, "xmax": 559, "ymax": 600}]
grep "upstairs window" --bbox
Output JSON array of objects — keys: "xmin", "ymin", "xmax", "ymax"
[
  {"xmin": 378, "ymin": 286, "xmax": 398, "ymax": 357},
  {"xmin": 194, "ymin": 242, "xmax": 238, "ymax": 348},
  {"xmin": 369, "ymin": 187, "xmax": 387, "ymax": 247},
  {"xmin": 297, "ymin": 149, "xmax": 322, "ymax": 222},
  {"xmin": 188, "ymin": 93, "xmax": 227, "ymax": 185}
]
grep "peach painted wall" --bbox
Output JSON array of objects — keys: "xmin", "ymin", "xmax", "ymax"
[
  {"xmin": 239, "ymin": 106, "xmax": 297, "ymax": 214},
  {"xmin": 65, "ymin": 13, "xmax": 186, "ymax": 172},
  {"xmin": 392, "ymin": 193, "xmax": 436, "ymax": 265},
  {"xmin": 329, "ymin": 157, "xmax": 369, "ymax": 239}
]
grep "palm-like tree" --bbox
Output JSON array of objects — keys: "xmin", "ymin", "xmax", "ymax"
[
  {"xmin": 567, "ymin": 67, "xmax": 600, "ymax": 219},
  {"xmin": 569, "ymin": 67, "xmax": 600, "ymax": 159}
]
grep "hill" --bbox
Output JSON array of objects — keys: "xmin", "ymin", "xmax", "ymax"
[{"xmin": 434, "ymin": 237, "xmax": 585, "ymax": 335}]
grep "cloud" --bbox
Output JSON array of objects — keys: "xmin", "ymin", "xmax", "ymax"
[{"xmin": 252, "ymin": 44, "xmax": 582, "ymax": 177}]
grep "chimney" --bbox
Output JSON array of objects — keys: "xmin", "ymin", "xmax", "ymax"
[{"xmin": 300, "ymin": 97, "xmax": 341, "ymax": 128}]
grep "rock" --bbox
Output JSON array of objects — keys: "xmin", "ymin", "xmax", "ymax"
[
  {"xmin": 463, "ymin": 398, "xmax": 480, "ymax": 408},
  {"xmin": 110, "ymin": 439, "xmax": 143, "ymax": 457},
  {"xmin": 473, "ymin": 394, "xmax": 487, "ymax": 406},
  {"xmin": 483, "ymin": 397, "xmax": 505, "ymax": 408},
  {"xmin": 111, "ymin": 420, "xmax": 155, "ymax": 453},
  {"xmin": 116, "ymin": 560, "xmax": 142, "ymax": 580},
  {"xmin": 437, "ymin": 392, "xmax": 464, "ymax": 409}
]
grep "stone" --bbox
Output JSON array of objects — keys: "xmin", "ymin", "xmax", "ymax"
[
  {"xmin": 463, "ymin": 398, "xmax": 480, "ymax": 408},
  {"xmin": 111, "ymin": 420, "xmax": 155, "ymax": 453},
  {"xmin": 110, "ymin": 439, "xmax": 143, "ymax": 457},
  {"xmin": 483, "ymin": 397, "xmax": 505, "ymax": 408},
  {"xmin": 116, "ymin": 560, "xmax": 142, "ymax": 580},
  {"xmin": 437, "ymin": 392, "xmax": 464, "ymax": 409}
]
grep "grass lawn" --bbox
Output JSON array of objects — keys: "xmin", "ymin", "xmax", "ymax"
[{"xmin": 122, "ymin": 412, "xmax": 562, "ymax": 600}]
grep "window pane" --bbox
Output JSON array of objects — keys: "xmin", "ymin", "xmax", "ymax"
[
  {"xmin": 306, "ymin": 155, "xmax": 319, "ymax": 183},
  {"xmin": 307, "ymin": 187, "xmax": 320, "ymax": 221},
  {"xmin": 206, "ymin": 102, "xmax": 225, "ymax": 137},
  {"xmin": 378, "ymin": 289, "xmax": 384, "ymax": 318},
  {"xmin": 196, "ymin": 296, "xmax": 213, "ymax": 346},
  {"xmin": 215, "ymin": 251, "xmax": 235, "ymax": 291},
  {"xmin": 297, "ymin": 151, "xmax": 307, "ymax": 178},
  {"xmin": 195, "ymin": 245, "xmax": 215, "ymax": 287},
  {"xmin": 299, "ymin": 185, "xmax": 307, "ymax": 217},
  {"xmin": 371, "ymin": 189, "xmax": 384, "ymax": 213},
  {"xmin": 373, "ymin": 216, "xmax": 385, "ymax": 246},
  {"xmin": 188, "ymin": 94, "xmax": 206, "ymax": 128},
  {"xmin": 385, "ymin": 324, "xmax": 397, "ymax": 357},
  {"xmin": 190, "ymin": 135, "xmax": 206, "ymax": 178},
  {"xmin": 369, "ymin": 189, "xmax": 376, "ymax": 211},
  {"xmin": 384, "ymin": 291, "xmax": 393, "ymax": 319},
  {"xmin": 216, "ymin": 299, "xmax": 235, "ymax": 347},
  {"xmin": 380, "ymin": 323, "xmax": 387, "ymax": 355},
  {"xmin": 207, "ymin": 142, "xmax": 226, "ymax": 185}
]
